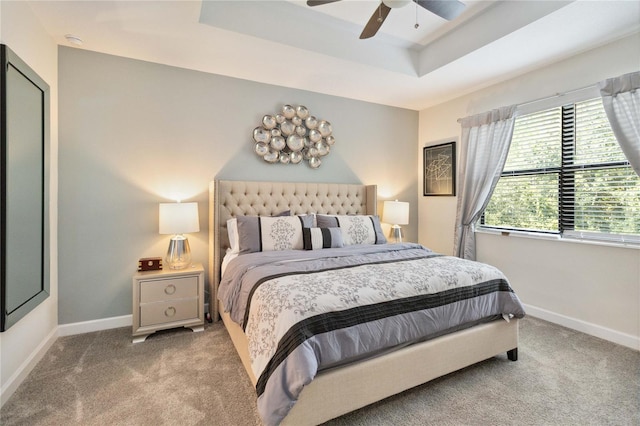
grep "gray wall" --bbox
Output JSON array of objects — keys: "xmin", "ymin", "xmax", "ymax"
[{"xmin": 58, "ymin": 47, "xmax": 418, "ymax": 324}]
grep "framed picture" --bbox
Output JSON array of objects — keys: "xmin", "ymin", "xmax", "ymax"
[{"xmin": 423, "ymin": 142, "xmax": 456, "ymax": 196}]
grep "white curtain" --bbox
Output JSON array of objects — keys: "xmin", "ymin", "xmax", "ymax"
[
  {"xmin": 598, "ymin": 71, "xmax": 640, "ymax": 177},
  {"xmin": 453, "ymin": 106, "xmax": 517, "ymax": 260}
]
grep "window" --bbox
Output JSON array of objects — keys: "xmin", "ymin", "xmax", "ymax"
[{"xmin": 482, "ymin": 97, "xmax": 640, "ymax": 243}]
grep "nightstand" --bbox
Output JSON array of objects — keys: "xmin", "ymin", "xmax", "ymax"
[{"xmin": 132, "ymin": 263, "xmax": 204, "ymax": 343}]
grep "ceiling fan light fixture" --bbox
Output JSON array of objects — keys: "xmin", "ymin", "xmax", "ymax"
[
  {"xmin": 382, "ymin": 0, "xmax": 412, "ymax": 8},
  {"xmin": 310, "ymin": 0, "xmax": 466, "ymax": 39}
]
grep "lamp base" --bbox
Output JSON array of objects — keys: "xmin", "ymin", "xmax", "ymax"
[
  {"xmin": 166, "ymin": 235, "xmax": 192, "ymax": 269},
  {"xmin": 390, "ymin": 225, "xmax": 403, "ymax": 243}
]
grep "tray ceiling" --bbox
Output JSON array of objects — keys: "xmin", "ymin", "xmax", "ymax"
[{"xmin": 28, "ymin": 0, "xmax": 640, "ymax": 110}]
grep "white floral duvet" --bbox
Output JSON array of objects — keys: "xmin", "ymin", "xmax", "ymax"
[{"xmin": 218, "ymin": 243, "xmax": 525, "ymax": 425}]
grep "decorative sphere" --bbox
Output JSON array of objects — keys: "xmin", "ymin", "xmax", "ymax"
[
  {"xmin": 279, "ymin": 152, "xmax": 290, "ymax": 164},
  {"xmin": 305, "ymin": 116, "xmax": 318, "ymax": 129},
  {"xmin": 295, "ymin": 125, "xmax": 306, "ymax": 136},
  {"xmin": 262, "ymin": 115, "xmax": 277, "ymax": 129},
  {"xmin": 263, "ymin": 150, "xmax": 279, "ymax": 163},
  {"xmin": 325, "ymin": 135, "xmax": 336, "ymax": 145},
  {"xmin": 254, "ymin": 142, "xmax": 269, "ymax": 156},
  {"xmin": 308, "ymin": 129, "xmax": 322, "ymax": 142},
  {"xmin": 275, "ymin": 114, "xmax": 286, "ymax": 124},
  {"xmin": 318, "ymin": 120, "xmax": 332, "ymax": 137},
  {"xmin": 253, "ymin": 127, "xmax": 271, "ymax": 144},
  {"xmin": 286, "ymin": 135, "xmax": 304, "ymax": 152},
  {"xmin": 296, "ymin": 105, "xmax": 309, "ymax": 119},
  {"xmin": 282, "ymin": 104, "xmax": 296, "ymax": 119},
  {"xmin": 280, "ymin": 120, "xmax": 295, "ymax": 136},
  {"xmin": 271, "ymin": 128, "xmax": 281, "ymax": 137},
  {"xmin": 292, "ymin": 116, "xmax": 302, "ymax": 126},
  {"xmin": 316, "ymin": 141, "xmax": 329, "ymax": 156},
  {"xmin": 309, "ymin": 156, "xmax": 321, "ymax": 169},
  {"xmin": 290, "ymin": 151, "xmax": 303, "ymax": 164},
  {"xmin": 271, "ymin": 135, "xmax": 286, "ymax": 151}
]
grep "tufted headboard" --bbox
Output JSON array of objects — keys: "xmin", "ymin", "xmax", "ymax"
[{"xmin": 208, "ymin": 180, "xmax": 377, "ymax": 320}]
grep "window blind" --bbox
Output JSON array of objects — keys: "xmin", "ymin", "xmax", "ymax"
[{"xmin": 483, "ymin": 98, "xmax": 640, "ymax": 243}]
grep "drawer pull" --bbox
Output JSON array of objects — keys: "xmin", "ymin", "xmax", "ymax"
[
  {"xmin": 164, "ymin": 284, "xmax": 176, "ymax": 295},
  {"xmin": 165, "ymin": 306, "xmax": 176, "ymax": 317}
]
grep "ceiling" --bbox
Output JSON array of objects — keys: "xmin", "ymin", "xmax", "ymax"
[{"xmin": 28, "ymin": 0, "xmax": 640, "ymax": 110}]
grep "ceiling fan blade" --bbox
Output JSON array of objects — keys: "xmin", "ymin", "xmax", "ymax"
[
  {"xmin": 415, "ymin": 0, "xmax": 466, "ymax": 21},
  {"xmin": 360, "ymin": 3, "xmax": 392, "ymax": 39},
  {"xmin": 307, "ymin": 0, "xmax": 342, "ymax": 6}
]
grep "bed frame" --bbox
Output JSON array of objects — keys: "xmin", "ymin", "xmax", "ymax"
[{"xmin": 208, "ymin": 179, "xmax": 519, "ymax": 425}]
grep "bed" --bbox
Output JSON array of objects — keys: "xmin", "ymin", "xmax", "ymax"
[{"xmin": 208, "ymin": 180, "xmax": 524, "ymax": 426}]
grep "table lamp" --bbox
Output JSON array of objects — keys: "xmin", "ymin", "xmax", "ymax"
[
  {"xmin": 159, "ymin": 202, "xmax": 199, "ymax": 269},
  {"xmin": 382, "ymin": 200, "xmax": 409, "ymax": 243}
]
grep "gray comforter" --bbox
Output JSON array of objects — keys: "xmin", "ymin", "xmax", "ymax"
[{"xmin": 218, "ymin": 243, "xmax": 526, "ymax": 425}]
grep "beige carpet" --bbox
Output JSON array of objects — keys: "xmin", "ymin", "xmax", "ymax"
[{"xmin": 1, "ymin": 317, "xmax": 638, "ymax": 425}]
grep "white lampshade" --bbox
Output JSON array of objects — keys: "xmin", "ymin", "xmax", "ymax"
[
  {"xmin": 382, "ymin": 200, "xmax": 409, "ymax": 226},
  {"xmin": 159, "ymin": 202, "xmax": 200, "ymax": 235}
]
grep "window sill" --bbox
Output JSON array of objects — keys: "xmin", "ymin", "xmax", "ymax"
[{"xmin": 476, "ymin": 227, "xmax": 640, "ymax": 250}]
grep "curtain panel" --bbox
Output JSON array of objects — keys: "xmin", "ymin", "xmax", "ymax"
[
  {"xmin": 453, "ymin": 106, "xmax": 517, "ymax": 260},
  {"xmin": 598, "ymin": 71, "xmax": 640, "ymax": 177}
]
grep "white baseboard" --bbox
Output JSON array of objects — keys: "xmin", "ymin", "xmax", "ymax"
[
  {"xmin": 1, "ymin": 326, "xmax": 59, "ymax": 407},
  {"xmin": 56, "ymin": 304, "xmax": 638, "ymax": 350},
  {"xmin": 56, "ymin": 304, "xmax": 217, "ymax": 337},
  {"xmin": 58, "ymin": 314, "xmax": 132, "ymax": 337},
  {"xmin": 524, "ymin": 303, "xmax": 639, "ymax": 351}
]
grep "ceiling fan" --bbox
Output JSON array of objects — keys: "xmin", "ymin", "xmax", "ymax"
[{"xmin": 307, "ymin": 0, "xmax": 466, "ymax": 39}]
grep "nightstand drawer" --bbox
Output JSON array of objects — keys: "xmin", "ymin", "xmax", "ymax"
[
  {"xmin": 140, "ymin": 276, "xmax": 197, "ymax": 303},
  {"xmin": 140, "ymin": 298, "xmax": 198, "ymax": 327}
]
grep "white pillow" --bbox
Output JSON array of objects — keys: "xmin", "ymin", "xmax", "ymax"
[
  {"xmin": 259, "ymin": 216, "xmax": 305, "ymax": 251},
  {"xmin": 226, "ymin": 217, "xmax": 240, "ymax": 254}
]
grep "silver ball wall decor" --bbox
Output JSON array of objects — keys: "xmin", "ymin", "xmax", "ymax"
[{"xmin": 253, "ymin": 104, "xmax": 334, "ymax": 169}]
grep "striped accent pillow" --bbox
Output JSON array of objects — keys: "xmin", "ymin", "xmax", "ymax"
[{"xmin": 302, "ymin": 228, "xmax": 344, "ymax": 250}]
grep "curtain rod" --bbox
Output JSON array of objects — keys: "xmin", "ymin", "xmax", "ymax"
[
  {"xmin": 516, "ymin": 83, "xmax": 597, "ymax": 108},
  {"xmin": 456, "ymin": 82, "xmax": 598, "ymax": 123}
]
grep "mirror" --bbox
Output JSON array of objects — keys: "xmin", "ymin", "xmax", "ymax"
[{"xmin": 1, "ymin": 44, "xmax": 50, "ymax": 331}]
